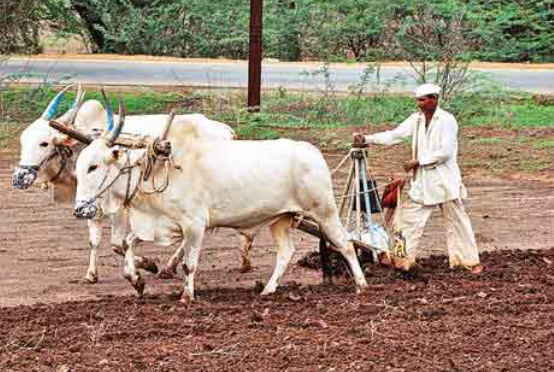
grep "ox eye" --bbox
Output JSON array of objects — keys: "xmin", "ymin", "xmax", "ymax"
[
  {"xmin": 39, "ymin": 142, "xmax": 49, "ymax": 147},
  {"xmin": 87, "ymin": 165, "xmax": 98, "ymax": 173}
]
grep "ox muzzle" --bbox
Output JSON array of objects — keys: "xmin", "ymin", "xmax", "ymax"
[
  {"xmin": 74, "ymin": 199, "xmax": 98, "ymax": 219},
  {"xmin": 12, "ymin": 166, "xmax": 39, "ymax": 190}
]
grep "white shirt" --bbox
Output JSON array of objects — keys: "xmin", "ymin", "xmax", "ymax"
[{"xmin": 366, "ymin": 107, "xmax": 467, "ymax": 205}]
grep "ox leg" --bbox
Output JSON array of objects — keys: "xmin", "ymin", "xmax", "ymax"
[
  {"xmin": 110, "ymin": 213, "xmax": 158, "ymax": 275},
  {"xmin": 85, "ymin": 219, "xmax": 103, "ymax": 283},
  {"xmin": 320, "ymin": 216, "xmax": 368, "ymax": 293},
  {"xmin": 237, "ymin": 230, "xmax": 255, "ymax": 273},
  {"xmin": 109, "ymin": 210, "xmax": 128, "ymax": 255},
  {"xmin": 261, "ymin": 216, "xmax": 296, "ymax": 296},
  {"xmin": 180, "ymin": 229, "xmax": 205, "ymax": 303},
  {"xmin": 122, "ymin": 234, "xmax": 145, "ymax": 296},
  {"xmin": 158, "ymin": 244, "xmax": 185, "ymax": 279}
]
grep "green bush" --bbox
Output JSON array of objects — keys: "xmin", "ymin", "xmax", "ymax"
[
  {"xmin": 43, "ymin": 0, "xmax": 554, "ymax": 63},
  {"xmin": 0, "ymin": 0, "xmax": 41, "ymax": 54}
]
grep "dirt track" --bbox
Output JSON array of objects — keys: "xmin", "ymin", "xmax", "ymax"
[{"xmin": 1, "ymin": 149, "xmax": 554, "ymax": 371}]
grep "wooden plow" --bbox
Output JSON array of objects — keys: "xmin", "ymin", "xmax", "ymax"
[{"xmin": 292, "ymin": 143, "xmax": 392, "ymax": 280}]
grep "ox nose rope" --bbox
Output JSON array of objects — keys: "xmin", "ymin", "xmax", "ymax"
[
  {"xmin": 76, "ymin": 153, "xmax": 137, "ymax": 219},
  {"xmin": 14, "ymin": 145, "xmax": 68, "ymax": 188},
  {"xmin": 92, "ymin": 152, "xmax": 136, "ymax": 201}
]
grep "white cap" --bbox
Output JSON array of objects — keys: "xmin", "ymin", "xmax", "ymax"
[{"xmin": 414, "ymin": 83, "xmax": 441, "ymax": 98}]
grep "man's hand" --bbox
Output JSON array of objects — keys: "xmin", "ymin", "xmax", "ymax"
[
  {"xmin": 352, "ymin": 133, "xmax": 367, "ymax": 147},
  {"xmin": 403, "ymin": 159, "xmax": 420, "ymax": 172}
]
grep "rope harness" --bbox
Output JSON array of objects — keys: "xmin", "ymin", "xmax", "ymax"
[
  {"xmin": 47, "ymin": 145, "xmax": 74, "ymax": 183},
  {"xmin": 92, "ymin": 138, "xmax": 179, "ymax": 208},
  {"xmin": 137, "ymin": 138, "xmax": 179, "ymax": 195}
]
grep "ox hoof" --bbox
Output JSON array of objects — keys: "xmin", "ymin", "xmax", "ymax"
[
  {"xmin": 239, "ymin": 263, "xmax": 253, "ymax": 274},
  {"xmin": 260, "ymin": 287, "xmax": 276, "ymax": 296},
  {"xmin": 180, "ymin": 291, "xmax": 195, "ymax": 303},
  {"xmin": 143, "ymin": 260, "xmax": 159, "ymax": 275},
  {"xmin": 84, "ymin": 273, "xmax": 98, "ymax": 284},
  {"xmin": 158, "ymin": 269, "xmax": 175, "ymax": 280},
  {"xmin": 322, "ymin": 275, "xmax": 334, "ymax": 285},
  {"xmin": 355, "ymin": 283, "xmax": 368, "ymax": 295},
  {"xmin": 133, "ymin": 276, "xmax": 145, "ymax": 296},
  {"xmin": 112, "ymin": 246, "xmax": 125, "ymax": 256}
]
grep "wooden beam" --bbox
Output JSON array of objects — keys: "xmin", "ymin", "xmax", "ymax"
[{"xmin": 293, "ymin": 216, "xmax": 376, "ymax": 255}]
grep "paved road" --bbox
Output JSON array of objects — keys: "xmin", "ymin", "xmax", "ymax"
[{"xmin": 3, "ymin": 58, "xmax": 554, "ymax": 93}]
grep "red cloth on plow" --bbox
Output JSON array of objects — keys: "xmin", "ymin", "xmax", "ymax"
[{"xmin": 381, "ymin": 178, "xmax": 406, "ymax": 209}]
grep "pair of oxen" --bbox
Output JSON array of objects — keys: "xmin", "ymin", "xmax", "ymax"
[{"xmin": 12, "ymin": 84, "xmax": 368, "ymax": 302}]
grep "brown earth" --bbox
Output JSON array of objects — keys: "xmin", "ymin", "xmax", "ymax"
[
  {"xmin": 2, "ymin": 248, "xmax": 554, "ymax": 372},
  {"xmin": 1, "ymin": 126, "xmax": 554, "ymax": 371}
]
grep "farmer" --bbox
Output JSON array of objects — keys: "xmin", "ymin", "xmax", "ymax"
[{"xmin": 353, "ymin": 83, "xmax": 482, "ymax": 274}]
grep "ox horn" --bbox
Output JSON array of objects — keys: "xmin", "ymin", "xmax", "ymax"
[
  {"xmin": 106, "ymin": 98, "xmax": 125, "ymax": 147},
  {"xmin": 56, "ymin": 83, "xmax": 86, "ymax": 126},
  {"xmin": 49, "ymin": 120, "xmax": 93, "ymax": 145},
  {"xmin": 41, "ymin": 84, "xmax": 78, "ymax": 120},
  {"xmin": 100, "ymin": 88, "xmax": 115, "ymax": 132}
]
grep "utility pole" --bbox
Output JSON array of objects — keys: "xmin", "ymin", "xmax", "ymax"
[{"xmin": 248, "ymin": 0, "xmax": 263, "ymax": 112}]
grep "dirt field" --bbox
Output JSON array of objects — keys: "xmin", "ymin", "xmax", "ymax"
[{"xmin": 1, "ymin": 142, "xmax": 554, "ymax": 371}]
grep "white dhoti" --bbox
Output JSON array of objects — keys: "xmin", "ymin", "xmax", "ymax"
[{"xmin": 394, "ymin": 197, "xmax": 481, "ymax": 268}]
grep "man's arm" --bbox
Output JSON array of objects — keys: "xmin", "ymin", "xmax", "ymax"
[{"xmin": 353, "ymin": 115, "xmax": 415, "ymax": 146}]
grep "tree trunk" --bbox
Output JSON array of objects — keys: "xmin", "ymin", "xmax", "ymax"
[{"xmin": 70, "ymin": 1, "xmax": 107, "ymax": 52}]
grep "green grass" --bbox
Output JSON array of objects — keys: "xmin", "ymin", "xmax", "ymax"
[
  {"xmin": 1, "ymin": 86, "xmax": 553, "ymax": 146},
  {"xmin": 0, "ymin": 87, "xmax": 182, "ymax": 148},
  {"xmin": 0, "ymin": 121, "xmax": 23, "ymax": 149},
  {"xmin": 195, "ymin": 90, "xmax": 554, "ymax": 131},
  {"xmin": 518, "ymin": 159, "xmax": 551, "ymax": 172},
  {"xmin": 235, "ymin": 124, "xmax": 281, "ymax": 140},
  {"xmin": 532, "ymin": 139, "xmax": 554, "ymax": 150},
  {"xmin": 508, "ymin": 104, "xmax": 554, "ymax": 129},
  {"xmin": 1, "ymin": 88, "xmax": 181, "ymax": 119}
]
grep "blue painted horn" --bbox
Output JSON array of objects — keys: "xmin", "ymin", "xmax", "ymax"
[
  {"xmin": 57, "ymin": 83, "xmax": 85, "ymax": 125},
  {"xmin": 106, "ymin": 98, "xmax": 125, "ymax": 147},
  {"xmin": 41, "ymin": 84, "xmax": 77, "ymax": 120},
  {"xmin": 100, "ymin": 88, "xmax": 114, "ymax": 132}
]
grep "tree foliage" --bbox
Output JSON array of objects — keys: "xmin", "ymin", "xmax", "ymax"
[
  {"xmin": 0, "ymin": 0, "xmax": 42, "ymax": 54},
  {"xmin": 41, "ymin": 0, "xmax": 554, "ymax": 63},
  {"xmin": 470, "ymin": 0, "xmax": 554, "ymax": 62}
]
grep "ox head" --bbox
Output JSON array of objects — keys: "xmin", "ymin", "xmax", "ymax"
[
  {"xmin": 74, "ymin": 97, "xmax": 127, "ymax": 220},
  {"xmin": 13, "ymin": 84, "xmax": 85, "ymax": 189}
]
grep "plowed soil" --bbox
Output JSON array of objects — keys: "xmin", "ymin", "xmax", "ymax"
[{"xmin": 1, "ymin": 148, "xmax": 554, "ymax": 371}]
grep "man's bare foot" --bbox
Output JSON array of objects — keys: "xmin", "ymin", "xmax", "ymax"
[
  {"xmin": 392, "ymin": 256, "xmax": 417, "ymax": 272},
  {"xmin": 377, "ymin": 251, "xmax": 392, "ymax": 266},
  {"xmin": 468, "ymin": 264, "xmax": 483, "ymax": 275}
]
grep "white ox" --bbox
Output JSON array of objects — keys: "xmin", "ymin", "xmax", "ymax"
[
  {"xmin": 13, "ymin": 85, "xmax": 253, "ymax": 284},
  {"xmin": 73, "ymin": 111, "xmax": 368, "ymax": 301}
]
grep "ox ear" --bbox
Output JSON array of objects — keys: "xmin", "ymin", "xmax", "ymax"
[
  {"xmin": 60, "ymin": 133, "xmax": 81, "ymax": 148},
  {"xmin": 110, "ymin": 148, "xmax": 121, "ymax": 162},
  {"xmin": 53, "ymin": 133, "xmax": 79, "ymax": 148},
  {"xmin": 60, "ymin": 136, "xmax": 78, "ymax": 147}
]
